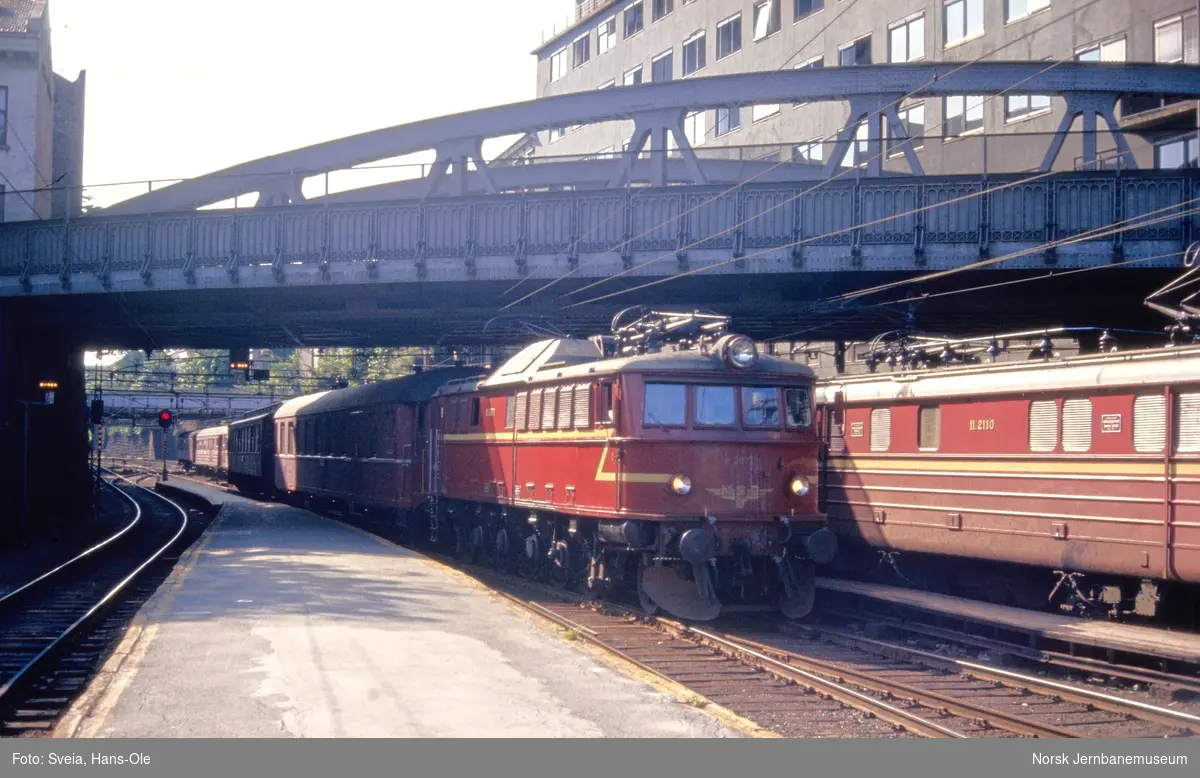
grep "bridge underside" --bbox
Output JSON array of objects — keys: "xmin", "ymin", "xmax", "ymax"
[{"xmin": 10, "ymin": 267, "xmax": 1179, "ymax": 350}]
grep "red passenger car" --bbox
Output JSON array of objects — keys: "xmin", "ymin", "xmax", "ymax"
[
  {"xmin": 429, "ymin": 311, "xmax": 833, "ymax": 620},
  {"xmin": 816, "ymin": 342, "xmax": 1200, "ymax": 619}
]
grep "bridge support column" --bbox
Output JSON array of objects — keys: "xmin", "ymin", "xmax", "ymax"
[
  {"xmin": 0, "ymin": 308, "xmax": 90, "ymax": 548},
  {"xmin": 1039, "ymin": 92, "xmax": 1136, "ymax": 172},
  {"xmin": 823, "ymin": 94, "xmax": 907, "ymax": 179},
  {"xmin": 423, "ymin": 138, "xmax": 498, "ymax": 198},
  {"xmin": 608, "ymin": 109, "xmax": 707, "ymax": 188}
]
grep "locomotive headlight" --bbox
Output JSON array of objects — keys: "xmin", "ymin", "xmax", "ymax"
[
  {"xmin": 789, "ymin": 476, "xmax": 810, "ymax": 497},
  {"xmin": 725, "ymin": 336, "xmax": 758, "ymax": 369},
  {"xmin": 670, "ymin": 474, "xmax": 692, "ymax": 495}
]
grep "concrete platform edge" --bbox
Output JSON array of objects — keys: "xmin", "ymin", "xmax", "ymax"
[{"xmin": 53, "ymin": 502, "xmax": 230, "ymax": 739}]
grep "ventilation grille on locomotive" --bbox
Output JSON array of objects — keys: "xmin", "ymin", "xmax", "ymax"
[
  {"xmin": 1134, "ymin": 394, "xmax": 1166, "ymax": 453},
  {"xmin": 1177, "ymin": 393, "xmax": 1200, "ymax": 452},
  {"xmin": 870, "ymin": 408, "xmax": 891, "ymax": 452},
  {"xmin": 1029, "ymin": 401, "xmax": 1058, "ymax": 452},
  {"xmin": 1062, "ymin": 398, "xmax": 1092, "ymax": 453}
]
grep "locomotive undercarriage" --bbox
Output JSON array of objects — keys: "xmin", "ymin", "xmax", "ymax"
[
  {"xmin": 835, "ymin": 543, "xmax": 1197, "ymax": 624},
  {"xmin": 422, "ymin": 499, "xmax": 835, "ymax": 621}
]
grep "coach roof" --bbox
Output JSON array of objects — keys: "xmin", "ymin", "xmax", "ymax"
[{"xmin": 278, "ymin": 367, "xmax": 487, "ymax": 418}]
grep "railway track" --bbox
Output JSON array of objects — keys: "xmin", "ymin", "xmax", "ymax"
[{"xmin": 0, "ymin": 470, "xmax": 193, "ymax": 736}]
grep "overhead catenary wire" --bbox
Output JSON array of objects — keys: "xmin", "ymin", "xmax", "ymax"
[{"xmin": 507, "ymin": 0, "xmax": 1110, "ymax": 311}]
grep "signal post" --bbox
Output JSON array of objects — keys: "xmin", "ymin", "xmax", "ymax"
[{"xmin": 158, "ymin": 409, "xmax": 173, "ymax": 482}]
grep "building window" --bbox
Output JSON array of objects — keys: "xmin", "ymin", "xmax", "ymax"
[
  {"xmin": 839, "ymin": 35, "xmax": 872, "ymax": 66},
  {"xmin": 624, "ymin": 65, "xmax": 644, "ymax": 86},
  {"xmin": 715, "ymin": 106, "xmax": 741, "ymax": 136},
  {"xmin": 652, "ymin": 50, "xmax": 673, "ymax": 82},
  {"xmin": 944, "ymin": 0, "xmax": 984, "ymax": 47},
  {"xmin": 625, "ymin": 1, "xmax": 645, "ymax": 38},
  {"xmin": 793, "ymin": 139, "xmax": 824, "ymax": 163},
  {"xmin": 548, "ymin": 127, "xmax": 566, "ymax": 143},
  {"xmin": 793, "ymin": 56, "xmax": 823, "ymax": 107},
  {"xmin": 1029, "ymin": 400, "xmax": 1058, "ymax": 452},
  {"xmin": 1076, "ymin": 35, "xmax": 1126, "ymax": 62},
  {"xmin": 683, "ymin": 31, "xmax": 706, "ymax": 75},
  {"xmin": 918, "ymin": 406, "xmax": 941, "ymax": 450},
  {"xmin": 839, "ymin": 121, "xmax": 870, "ymax": 167},
  {"xmin": 1155, "ymin": 12, "xmax": 1199, "ymax": 64},
  {"xmin": 944, "ymin": 95, "xmax": 984, "ymax": 136},
  {"xmin": 1156, "ymin": 135, "xmax": 1199, "ymax": 169},
  {"xmin": 573, "ymin": 34, "xmax": 591, "ymax": 68},
  {"xmin": 889, "ymin": 15, "xmax": 925, "ymax": 62},
  {"xmin": 597, "ymin": 16, "xmax": 617, "ymax": 54},
  {"xmin": 794, "ymin": 0, "xmax": 824, "ymax": 22},
  {"xmin": 1005, "ymin": 0, "xmax": 1049, "ymax": 23},
  {"xmin": 684, "ymin": 111, "xmax": 707, "ymax": 147},
  {"xmin": 1005, "ymin": 94, "xmax": 1051, "ymax": 122},
  {"xmin": 549, "ymin": 48, "xmax": 568, "ymax": 82},
  {"xmin": 1062, "ymin": 398, "xmax": 1092, "ymax": 453},
  {"xmin": 870, "ymin": 408, "xmax": 891, "ymax": 452},
  {"xmin": 652, "ymin": 0, "xmax": 673, "ymax": 22},
  {"xmin": 716, "ymin": 14, "xmax": 742, "ymax": 59},
  {"xmin": 887, "ymin": 102, "xmax": 925, "ymax": 156},
  {"xmin": 752, "ymin": 103, "xmax": 780, "ymax": 122},
  {"xmin": 753, "ymin": 0, "xmax": 781, "ymax": 41},
  {"xmin": 1134, "ymin": 395, "xmax": 1166, "ymax": 453}
]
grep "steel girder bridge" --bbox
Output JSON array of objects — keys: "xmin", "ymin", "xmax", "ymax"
[{"xmin": 1, "ymin": 62, "xmax": 1198, "ymax": 347}]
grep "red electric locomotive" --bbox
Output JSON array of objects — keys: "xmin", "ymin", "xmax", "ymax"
[
  {"xmin": 815, "ymin": 332, "xmax": 1200, "ymax": 620},
  {"xmin": 429, "ymin": 310, "xmax": 834, "ymax": 621}
]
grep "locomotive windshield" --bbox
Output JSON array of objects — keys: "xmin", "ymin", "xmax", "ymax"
[
  {"xmin": 742, "ymin": 387, "xmax": 781, "ymax": 427},
  {"xmin": 642, "ymin": 382, "xmax": 814, "ymax": 430},
  {"xmin": 644, "ymin": 383, "xmax": 687, "ymax": 426},
  {"xmin": 695, "ymin": 385, "xmax": 736, "ymax": 425},
  {"xmin": 786, "ymin": 388, "xmax": 813, "ymax": 427}
]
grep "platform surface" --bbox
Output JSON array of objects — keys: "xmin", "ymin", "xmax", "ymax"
[
  {"xmin": 817, "ymin": 577, "xmax": 1200, "ymax": 663},
  {"xmin": 75, "ymin": 482, "xmax": 739, "ymax": 738}
]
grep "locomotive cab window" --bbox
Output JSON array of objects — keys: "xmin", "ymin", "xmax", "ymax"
[
  {"xmin": 694, "ymin": 385, "xmax": 736, "ymax": 426},
  {"xmin": 596, "ymin": 381, "xmax": 615, "ymax": 425},
  {"xmin": 918, "ymin": 406, "xmax": 940, "ymax": 450},
  {"xmin": 743, "ymin": 387, "xmax": 780, "ymax": 427},
  {"xmin": 644, "ymin": 383, "xmax": 686, "ymax": 427},
  {"xmin": 785, "ymin": 388, "xmax": 812, "ymax": 428}
]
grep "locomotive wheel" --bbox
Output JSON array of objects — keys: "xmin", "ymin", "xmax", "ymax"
[
  {"xmin": 549, "ymin": 541, "xmax": 570, "ymax": 589},
  {"xmin": 518, "ymin": 535, "xmax": 540, "ymax": 580},
  {"xmin": 779, "ymin": 559, "xmax": 816, "ymax": 621},
  {"xmin": 636, "ymin": 556, "xmax": 659, "ymax": 616},
  {"xmin": 493, "ymin": 527, "xmax": 514, "ymax": 574},
  {"xmin": 454, "ymin": 524, "xmax": 471, "ymax": 562}
]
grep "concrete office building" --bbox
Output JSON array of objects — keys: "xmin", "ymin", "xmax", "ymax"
[{"xmin": 523, "ymin": 0, "xmax": 1198, "ymax": 174}]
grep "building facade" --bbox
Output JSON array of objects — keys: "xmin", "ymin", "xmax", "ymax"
[
  {"xmin": 0, "ymin": 0, "xmax": 85, "ymax": 222},
  {"xmin": 527, "ymin": 0, "xmax": 1198, "ymax": 173}
]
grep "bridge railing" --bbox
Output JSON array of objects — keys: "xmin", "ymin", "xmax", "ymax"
[{"xmin": 0, "ymin": 169, "xmax": 1194, "ymax": 285}]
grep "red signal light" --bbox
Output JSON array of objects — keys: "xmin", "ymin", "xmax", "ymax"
[{"xmin": 158, "ymin": 410, "xmax": 174, "ymax": 428}]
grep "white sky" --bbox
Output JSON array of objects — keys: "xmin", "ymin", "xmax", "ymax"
[{"xmin": 51, "ymin": 0, "xmax": 577, "ymax": 208}]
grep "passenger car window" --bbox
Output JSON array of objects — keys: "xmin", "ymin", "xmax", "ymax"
[
  {"xmin": 694, "ymin": 385, "xmax": 736, "ymax": 425},
  {"xmin": 785, "ymin": 388, "xmax": 812, "ymax": 427},
  {"xmin": 644, "ymin": 383, "xmax": 686, "ymax": 426},
  {"xmin": 742, "ymin": 387, "xmax": 780, "ymax": 427}
]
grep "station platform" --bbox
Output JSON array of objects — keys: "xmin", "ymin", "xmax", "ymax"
[
  {"xmin": 817, "ymin": 577, "xmax": 1200, "ymax": 664},
  {"xmin": 60, "ymin": 480, "xmax": 742, "ymax": 738}
]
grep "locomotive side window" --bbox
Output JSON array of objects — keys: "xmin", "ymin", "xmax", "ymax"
[
  {"xmin": 785, "ymin": 388, "xmax": 813, "ymax": 428},
  {"xmin": 1062, "ymin": 399, "xmax": 1093, "ymax": 453},
  {"xmin": 869, "ymin": 408, "xmax": 891, "ymax": 451},
  {"xmin": 505, "ymin": 395, "xmax": 517, "ymax": 429},
  {"xmin": 573, "ymin": 383, "xmax": 591, "ymax": 428},
  {"xmin": 1134, "ymin": 394, "xmax": 1166, "ymax": 453},
  {"xmin": 514, "ymin": 392, "xmax": 528, "ymax": 430},
  {"xmin": 644, "ymin": 383, "xmax": 686, "ymax": 427},
  {"xmin": 1177, "ymin": 393, "xmax": 1200, "ymax": 453},
  {"xmin": 917, "ymin": 406, "xmax": 940, "ymax": 450},
  {"xmin": 528, "ymin": 390, "xmax": 544, "ymax": 431},
  {"xmin": 596, "ymin": 381, "xmax": 615, "ymax": 425},
  {"xmin": 743, "ymin": 387, "xmax": 780, "ymax": 427},
  {"xmin": 470, "ymin": 397, "xmax": 482, "ymax": 428},
  {"xmin": 694, "ymin": 385, "xmax": 736, "ymax": 426},
  {"xmin": 542, "ymin": 387, "xmax": 559, "ymax": 430},
  {"xmin": 557, "ymin": 386, "xmax": 574, "ymax": 430},
  {"xmin": 1029, "ymin": 400, "xmax": 1059, "ymax": 452}
]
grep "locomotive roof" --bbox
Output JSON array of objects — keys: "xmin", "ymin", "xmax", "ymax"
[
  {"xmin": 452, "ymin": 338, "xmax": 813, "ymax": 393},
  {"xmin": 276, "ymin": 367, "xmax": 487, "ymax": 419},
  {"xmin": 816, "ymin": 343, "xmax": 1200, "ymax": 403}
]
